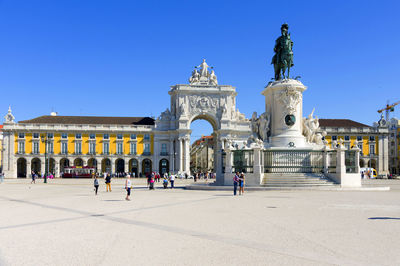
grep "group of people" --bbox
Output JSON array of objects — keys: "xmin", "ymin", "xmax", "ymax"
[
  {"xmin": 233, "ymin": 172, "xmax": 246, "ymax": 195},
  {"xmin": 92, "ymin": 171, "xmax": 179, "ymax": 201},
  {"xmin": 193, "ymin": 172, "xmax": 215, "ymax": 182},
  {"xmin": 30, "ymin": 171, "xmax": 55, "ymax": 184}
]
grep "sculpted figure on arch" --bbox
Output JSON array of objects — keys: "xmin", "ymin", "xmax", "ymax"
[{"xmin": 197, "ymin": 59, "xmax": 210, "ymax": 77}]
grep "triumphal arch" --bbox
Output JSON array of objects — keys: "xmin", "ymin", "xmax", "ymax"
[{"xmin": 155, "ymin": 59, "xmax": 251, "ymax": 184}]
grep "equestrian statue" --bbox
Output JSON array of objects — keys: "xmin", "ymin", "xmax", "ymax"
[{"xmin": 271, "ymin": 23, "xmax": 294, "ymax": 80}]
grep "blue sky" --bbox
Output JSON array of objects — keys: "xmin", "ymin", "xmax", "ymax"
[{"xmin": 1, "ymin": 0, "xmax": 399, "ymax": 141}]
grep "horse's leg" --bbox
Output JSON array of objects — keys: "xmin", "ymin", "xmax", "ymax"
[{"xmin": 287, "ymin": 66, "xmax": 290, "ymax": 79}]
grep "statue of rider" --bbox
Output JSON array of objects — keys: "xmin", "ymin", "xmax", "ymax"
[{"xmin": 271, "ymin": 23, "xmax": 294, "ymax": 80}]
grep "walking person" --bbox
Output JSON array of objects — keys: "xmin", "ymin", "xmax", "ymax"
[
  {"xmin": 125, "ymin": 175, "xmax": 132, "ymax": 201},
  {"xmin": 169, "ymin": 173, "xmax": 175, "ymax": 189},
  {"xmin": 239, "ymin": 172, "xmax": 245, "ymax": 195},
  {"xmin": 31, "ymin": 171, "xmax": 36, "ymax": 184},
  {"xmin": 94, "ymin": 175, "xmax": 99, "ymax": 195},
  {"xmin": 105, "ymin": 173, "xmax": 112, "ymax": 192},
  {"xmin": 233, "ymin": 172, "xmax": 240, "ymax": 196}
]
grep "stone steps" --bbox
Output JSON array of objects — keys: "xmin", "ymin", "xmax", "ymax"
[{"xmin": 261, "ymin": 173, "xmax": 337, "ymax": 188}]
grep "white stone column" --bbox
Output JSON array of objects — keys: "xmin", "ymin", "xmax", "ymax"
[
  {"xmin": 111, "ymin": 159, "xmax": 116, "ymax": 175},
  {"xmin": 3, "ymin": 131, "xmax": 16, "ymax": 178},
  {"xmin": 178, "ymin": 138, "xmax": 183, "ymax": 173},
  {"xmin": 169, "ymin": 139, "xmax": 174, "ymax": 172},
  {"xmin": 253, "ymin": 147, "xmax": 263, "ymax": 184},
  {"xmin": 184, "ymin": 136, "xmax": 190, "ymax": 174}
]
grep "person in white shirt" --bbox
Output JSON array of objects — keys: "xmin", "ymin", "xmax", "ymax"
[
  {"xmin": 125, "ymin": 176, "xmax": 132, "ymax": 201},
  {"xmin": 169, "ymin": 173, "xmax": 175, "ymax": 189}
]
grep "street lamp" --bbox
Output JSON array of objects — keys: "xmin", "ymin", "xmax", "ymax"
[{"xmin": 40, "ymin": 135, "xmax": 50, "ymax": 183}]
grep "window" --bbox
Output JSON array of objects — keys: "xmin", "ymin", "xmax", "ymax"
[
  {"xmin": 117, "ymin": 142, "xmax": 123, "ymax": 154},
  {"xmin": 103, "ymin": 134, "xmax": 109, "ymax": 140},
  {"xmin": 61, "ymin": 133, "xmax": 68, "ymax": 139},
  {"xmin": 47, "ymin": 133, "xmax": 53, "ymax": 139},
  {"xmin": 161, "ymin": 143, "xmax": 167, "ymax": 154},
  {"xmin": 144, "ymin": 143, "xmax": 150, "ymax": 153},
  {"xmin": 332, "ymin": 136, "xmax": 337, "ymax": 141},
  {"xmin": 345, "ymin": 143, "xmax": 350, "ymax": 150},
  {"xmin": 369, "ymin": 144, "xmax": 375, "ymax": 155},
  {"xmin": 18, "ymin": 133, "xmax": 25, "ymax": 139},
  {"xmin": 357, "ymin": 136, "xmax": 362, "ymax": 141},
  {"xmin": 358, "ymin": 144, "xmax": 363, "ymax": 155},
  {"xmin": 61, "ymin": 142, "xmax": 68, "ymax": 154},
  {"xmin": 76, "ymin": 133, "xmax": 82, "ymax": 139},
  {"xmin": 144, "ymin": 134, "xmax": 150, "ymax": 141},
  {"xmin": 88, "ymin": 133, "xmax": 95, "ymax": 139},
  {"xmin": 117, "ymin": 134, "xmax": 123, "ymax": 140},
  {"xmin": 33, "ymin": 133, "xmax": 39, "ymax": 139},
  {"xmin": 344, "ymin": 136, "xmax": 350, "ymax": 141},
  {"xmin": 130, "ymin": 143, "xmax": 136, "ymax": 154},
  {"xmin": 18, "ymin": 141, "xmax": 25, "ymax": 153},
  {"xmin": 89, "ymin": 142, "xmax": 96, "ymax": 154},
  {"xmin": 75, "ymin": 142, "xmax": 82, "ymax": 154},
  {"xmin": 103, "ymin": 142, "xmax": 109, "ymax": 154},
  {"xmin": 48, "ymin": 142, "xmax": 54, "ymax": 153},
  {"xmin": 33, "ymin": 142, "xmax": 39, "ymax": 154},
  {"xmin": 130, "ymin": 134, "xmax": 136, "ymax": 139},
  {"xmin": 369, "ymin": 136, "xmax": 375, "ymax": 141}
]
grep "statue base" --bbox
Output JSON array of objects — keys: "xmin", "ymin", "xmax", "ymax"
[{"xmin": 262, "ymin": 79, "xmax": 309, "ymax": 148}]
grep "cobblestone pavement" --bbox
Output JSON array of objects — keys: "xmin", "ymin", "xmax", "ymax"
[{"xmin": 0, "ymin": 178, "xmax": 399, "ymax": 266}]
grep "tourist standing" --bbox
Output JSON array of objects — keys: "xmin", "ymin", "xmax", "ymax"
[
  {"xmin": 94, "ymin": 176, "xmax": 99, "ymax": 195},
  {"xmin": 105, "ymin": 174, "xmax": 112, "ymax": 192},
  {"xmin": 31, "ymin": 171, "xmax": 36, "ymax": 184},
  {"xmin": 169, "ymin": 173, "xmax": 175, "ymax": 189},
  {"xmin": 239, "ymin": 172, "xmax": 245, "ymax": 195},
  {"xmin": 0, "ymin": 172, "xmax": 4, "ymax": 183},
  {"xmin": 125, "ymin": 175, "xmax": 132, "ymax": 201},
  {"xmin": 233, "ymin": 172, "xmax": 240, "ymax": 196}
]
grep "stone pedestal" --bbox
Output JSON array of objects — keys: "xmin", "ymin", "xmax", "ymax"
[{"xmin": 262, "ymin": 79, "xmax": 308, "ymax": 148}]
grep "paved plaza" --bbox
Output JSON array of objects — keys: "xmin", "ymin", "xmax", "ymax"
[{"xmin": 0, "ymin": 178, "xmax": 400, "ymax": 266}]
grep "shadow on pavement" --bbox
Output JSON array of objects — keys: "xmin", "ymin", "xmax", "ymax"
[{"xmin": 368, "ymin": 217, "xmax": 400, "ymax": 220}]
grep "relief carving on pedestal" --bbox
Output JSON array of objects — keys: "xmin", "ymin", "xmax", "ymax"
[{"xmin": 277, "ymin": 87, "xmax": 302, "ymax": 113}]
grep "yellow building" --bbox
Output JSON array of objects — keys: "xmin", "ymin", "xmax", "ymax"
[
  {"xmin": 2, "ymin": 115, "xmax": 170, "ymax": 178},
  {"xmin": 319, "ymin": 119, "xmax": 389, "ymax": 175}
]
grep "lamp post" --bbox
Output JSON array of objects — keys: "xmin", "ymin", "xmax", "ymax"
[{"xmin": 40, "ymin": 135, "xmax": 50, "ymax": 183}]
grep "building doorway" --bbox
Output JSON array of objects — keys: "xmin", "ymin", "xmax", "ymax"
[
  {"xmin": 159, "ymin": 159, "xmax": 169, "ymax": 175},
  {"xmin": 129, "ymin": 159, "xmax": 138, "ymax": 177},
  {"xmin": 17, "ymin": 158, "xmax": 27, "ymax": 178},
  {"xmin": 142, "ymin": 159, "xmax": 152, "ymax": 176}
]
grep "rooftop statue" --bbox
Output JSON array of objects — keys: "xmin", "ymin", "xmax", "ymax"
[
  {"xmin": 189, "ymin": 59, "xmax": 218, "ymax": 86},
  {"xmin": 197, "ymin": 59, "xmax": 210, "ymax": 77},
  {"xmin": 271, "ymin": 23, "xmax": 294, "ymax": 80}
]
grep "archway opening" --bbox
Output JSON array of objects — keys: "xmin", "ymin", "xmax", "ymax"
[
  {"xmin": 17, "ymin": 158, "xmax": 27, "ymax": 178},
  {"xmin": 190, "ymin": 118, "xmax": 215, "ymax": 179},
  {"xmin": 31, "ymin": 158, "xmax": 41, "ymax": 175},
  {"xmin": 49, "ymin": 158, "xmax": 56, "ymax": 175},
  {"xmin": 129, "ymin": 159, "xmax": 138, "ymax": 177},
  {"xmin": 101, "ymin": 158, "xmax": 111, "ymax": 174},
  {"xmin": 74, "ymin": 158, "xmax": 83, "ymax": 167},
  {"xmin": 368, "ymin": 159, "xmax": 377, "ymax": 170},
  {"xmin": 60, "ymin": 158, "xmax": 70, "ymax": 174},
  {"xmin": 88, "ymin": 158, "xmax": 98, "ymax": 172},
  {"xmin": 159, "ymin": 159, "xmax": 169, "ymax": 175},
  {"xmin": 116, "ymin": 159, "xmax": 125, "ymax": 174},
  {"xmin": 142, "ymin": 159, "xmax": 152, "ymax": 177},
  {"xmin": 359, "ymin": 159, "xmax": 365, "ymax": 168}
]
